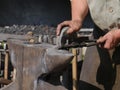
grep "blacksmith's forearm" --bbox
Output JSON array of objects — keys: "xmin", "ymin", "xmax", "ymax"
[{"xmin": 71, "ymin": 0, "xmax": 88, "ymax": 22}]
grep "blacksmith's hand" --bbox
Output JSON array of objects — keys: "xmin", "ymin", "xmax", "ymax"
[
  {"xmin": 97, "ymin": 29, "xmax": 120, "ymax": 49},
  {"xmin": 56, "ymin": 20, "xmax": 82, "ymax": 36}
]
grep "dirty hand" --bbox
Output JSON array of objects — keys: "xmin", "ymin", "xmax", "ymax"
[
  {"xmin": 97, "ymin": 29, "xmax": 120, "ymax": 49},
  {"xmin": 56, "ymin": 20, "xmax": 82, "ymax": 36}
]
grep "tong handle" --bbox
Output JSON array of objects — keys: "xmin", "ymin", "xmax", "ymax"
[{"xmin": 58, "ymin": 39, "xmax": 98, "ymax": 49}]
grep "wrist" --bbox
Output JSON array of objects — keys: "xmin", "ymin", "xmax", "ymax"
[
  {"xmin": 115, "ymin": 29, "xmax": 120, "ymax": 37},
  {"xmin": 72, "ymin": 19, "xmax": 83, "ymax": 24},
  {"xmin": 115, "ymin": 29, "xmax": 120, "ymax": 42}
]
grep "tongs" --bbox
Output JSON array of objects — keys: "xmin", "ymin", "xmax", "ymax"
[{"xmin": 58, "ymin": 39, "xmax": 98, "ymax": 49}]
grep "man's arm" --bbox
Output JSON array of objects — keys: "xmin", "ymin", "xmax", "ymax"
[
  {"xmin": 56, "ymin": 0, "xmax": 89, "ymax": 35},
  {"xmin": 97, "ymin": 29, "xmax": 120, "ymax": 49},
  {"xmin": 71, "ymin": 0, "xmax": 88, "ymax": 22}
]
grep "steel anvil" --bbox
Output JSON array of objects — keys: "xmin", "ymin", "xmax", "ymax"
[{"xmin": 1, "ymin": 39, "xmax": 73, "ymax": 90}]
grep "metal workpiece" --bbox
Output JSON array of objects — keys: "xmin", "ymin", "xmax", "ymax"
[
  {"xmin": 38, "ymin": 28, "xmax": 93, "ymax": 47},
  {"xmin": 56, "ymin": 27, "xmax": 77, "ymax": 48},
  {"xmin": 3, "ymin": 39, "xmax": 73, "ymax": 90},
  {"xmin": 56, "ymin": 27, "xmax": 95, "ymax": 49}
]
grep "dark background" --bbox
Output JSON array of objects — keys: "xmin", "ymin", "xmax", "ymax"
[{"xmin": 0, "ymin": 0, "xmax": 93, "ymax": 27}]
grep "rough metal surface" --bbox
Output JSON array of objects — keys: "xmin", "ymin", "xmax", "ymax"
[{"xmin": 1, "ymin": 39, "xmax": 73, "ymax": 90}]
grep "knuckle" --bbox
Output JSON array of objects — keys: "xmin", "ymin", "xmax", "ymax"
[
  {"xmin": 58, "ymin": 23, "xmax": 61, "ymax": 27},
  {"xmin": 63, "ymin": 21, "xmax": 67, "ymax": 23}
]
